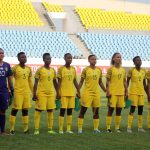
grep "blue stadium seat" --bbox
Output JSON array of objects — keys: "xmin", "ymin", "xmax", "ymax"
[{"xmin": 77, "ymin": 33, "xmax": 150, "ymax": 61}]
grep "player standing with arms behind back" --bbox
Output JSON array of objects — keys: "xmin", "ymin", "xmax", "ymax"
[
  {"xmin": 127, "ymin": 56, "xmax": 147, "ymax": 133},
  {"xmin": 78, "ymin": 54, "xmax": 106, "ymax": 134},
  {"xmin": 33, "ymin": 53, "xmax": 58, "ymax": 135},
  {"xmin": 106, "ymin": 52, "xmax": 127, "ymax": 133},
  {"xmin": 0, "ymin": 48, "xmax": 13, "ymax": 135},
  {"xmin": 9, "ymin": 52, "xmax": 33, "ymax": 135},
  {"xmin": 57, "ymin": 53, "xmax": 80, "ymax": 134}
]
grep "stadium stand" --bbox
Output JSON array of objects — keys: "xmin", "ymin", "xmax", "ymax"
[
  {"xmin": 0, "ymin": 30, "xmax": 83, "ymax": 58},
  {"xmin": 42, "ymin": 2, "xmax": 64, "ymax": 12},
  {"xmin": 0, "ymin": 0, "xmax": 43, "ymax": 26},
  {"xmin": 77, "ymin": 33, "xmax": 150, "ymax": 61},
  {"xmin": 75, "ymin": 8, "xmax": 150, "ymax": 30}
]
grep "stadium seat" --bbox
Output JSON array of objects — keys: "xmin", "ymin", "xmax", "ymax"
[
  {"xmin": 77, "ymin": 33, "xmax": 150, "ymax": 61},
  {"xmin": 0, "ymin": 0, "xmax": 43, "ymax": 26},
  {"xmin": 75, "ymin": 7, "xmax": 150, "ymax": 30},
  {"xmin": 0, "ymin": 30, "xmax": 83, "ymax": 59},
  {"xmin": 42, "ymin": 2, "xmax": 64, "ymax": 12}
]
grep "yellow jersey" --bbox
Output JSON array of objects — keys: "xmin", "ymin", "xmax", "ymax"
[
  {"xmin": 106, "ymin": 66, "xmax": 126, "ymax": 95},
  {"xmin": 146, "ymin": 70, "xmax": 150, "ymax": 80},
  {"xmin": 128, "ymin": 67, "xmax": 146, "ymax": 95},
  {"xmin": 35, "ymin": 67, "xmax": 56, "ymax": 96},
  {"xmin": 81, "ymin": 66, "xmax": 102, "ymax": 95},
  {"xmin": 57, "ymin": 66, "xmax": 76, "ymax": 96},
  {"xmin": 12, "ymin": 65, "xmax": 32, "ymax": 93}
]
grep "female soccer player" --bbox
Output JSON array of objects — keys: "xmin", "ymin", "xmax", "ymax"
[
  {"xmin": 57, "ymin": 53, "xmax": 80, "ymax": 134},
  {"xmin": 78, "ymin": 54, "xmax": 106, "ymax": 134},
  {"xmin": 0, "ymin": 48, "xmax": 13, "ymax": 135},
  {"xmin": 106, "ymin": 52, "xmax": 127, "ymax": 133},
  {"xmin": 33, "ymin": 53, "xmax": 58, "ymax": 135},
  {"xmin": 9, "ymin": 52, "xmax": 33, "ymax": 135},
  {"xmin": 127, "ymin": 56, "xmax": 147, "ymax": 133}
]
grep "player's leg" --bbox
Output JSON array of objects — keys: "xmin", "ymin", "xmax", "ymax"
[
  {"xmin": 127, "ymin": 106, "xmax": 136, "ymax": 133},
  {"xmin": 9, "ymin": 108, "xmax": 18, "ymax": 135},
  {"xmin": 34, "ymin": 95, "xmax": 46, "ymax": 135},
  {"xmin": 0, "ymin": 109, "xmax": 7, "ymax": 135},
  {"xmin": 59, "ymin": 108, "xmax": 65, "ymax": 134},
  {"xmin": 106, "ymin": 95, "xmax": 116, "ymax": 132},
  {"xmin": 66, "ymin": 96, "xmax": 75, "ymax": 133},
  {"xmin": 106, "ymin": 107, "xmax": 114, "ymax": 132},
  {"xmin": 138, "ymin": 105, "xmax": 145, "ymax": 132},
  {"xmin": 47, "ymin": 109, "xmax": 56, "ymax": 134},
  {"xmin": 92, "ymin": 95, "xmax": 101, "ymax": 133},
  {"xmin": 115, "ymin": 107, "xmax": 122, "ymax": 132},
  {"xmin": 115, "ymin": 95, "xmax": 125, "ymax": 132},
  {"xmin": 22, "ymin": 109, "xmax": 29, "ymax": 133},
  {"xmin": 66, "ymin": 108, "xmax": 73, "ymax": 133},
  {"xmin": 127, "ymin": 94, "xmax": 137, "ymax": 133},
  {"xmin": 10, "ymin": 93, "xmax": 23, "ymax": 134},
  {"xmin": 147, "ymin": 102, "xmax": 150, "ymax": 129},
  {"xmin": 0, "ymin": 94, "xmax": 9, "ymax": 135},
  {"xmin": 93, "ymin": 107, "xmax": 100, "ymax": 133},
  {"xmin": 78, "ymin": 106, "xmax": 87, "ymax": 133},
  {"xmin": 22, "ymin": 93, "xmax": 31, "ymax": 133},
  {"xmin": 34, "ymin": 109, "xmax": 42, "ymax": 135},
  {"xmin": 47, "ymin": 96, "xmax": 56, "ymax": 134}
]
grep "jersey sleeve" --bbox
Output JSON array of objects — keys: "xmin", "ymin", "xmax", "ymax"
[
  {"xmin": 127, "ymin": 68, "xmax": 132, "ymax": 78},
  {"xmin": 53, "ymin": 68, "xmax": 56, "ymax": 79},
  {"xmin": 99, "ymin": 68, "xmax": 102, "ymax": 79},
  {"xmin": 73, "ymin": 67, "xmax": 77, "ymax": 79},
  {"xmin": 106, "ymin": 67, "xmax": 112, "ymax": 79},
  {"xmin": 146, "ymin": 70, "xmax": 150, "ymax": 79},
  {"xmin": 81, "ymin": 67, "xmax": 86, "ymax": 79},
  {"xmin": 35, "ymin": 68, "xmax": 41, "ymax": 79},
  {"xmin": 29, "ymin": 67, "xmax": 32, "ymax": 78},
  {"xmin": 7, "ymin": 64, "xmax": 13, "ymax": 76},
  {"xmin": 57, "ymin": 67, "xmax": 63, "ymax": 79}
]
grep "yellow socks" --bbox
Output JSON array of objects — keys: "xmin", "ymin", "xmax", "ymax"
[
  {"xmin": 78, "ymin": 118, "xmax": 83, "ymax": 131},
  {"xmin": 22, "ymin": 116, "xmax": 29, "ymax": 132},
  {"xmin": 93, "ymin": 119, "xmax": 99, "ymax": 130},
  {"xmin": 34, "ymin": 111, "xmax": 41, "ymax": 130},
  {"xmin": 115, "ymin": 116, "xmax": 121, "ymax": 130},
  {"xmin": 106, "ymin": 116, "xmax": 112, "ymax": 130},
  {"xmin": 67, "ymin": 115, "xmax": 72, "ymax": 131},
  {"xmin": 138, "ymin": 115, "xmax": 143, "ymax": 129},
  {"xmin": 59, "ymin": 116, "xmax": 64, "ymax": 131},
  {"xmin": 9, "ymin": 115, "xmax": 16, "ymax": 131},
  {"xmin": 127, "ymin": 115, "xmax": 133, "ymax": 129},
  {"xmin": 47, "ymin": 111, "xmax": 53, "ymax": 130}
]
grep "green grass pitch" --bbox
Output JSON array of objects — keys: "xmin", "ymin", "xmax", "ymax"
[{"xmin": 1, "ymin": 76, "xmax": 150, "ymax": 150}]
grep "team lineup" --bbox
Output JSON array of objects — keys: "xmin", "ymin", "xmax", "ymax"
[{"xmin": 0, "ymin": 48, "xmax": 150, "ymax": 135}]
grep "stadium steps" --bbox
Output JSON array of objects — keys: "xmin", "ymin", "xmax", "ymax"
[
  {"xmin": 63, "ymin": 6, "xmax": 85, "ymax": 33},
  {"xmin": 68, "ymin": 34, "xmax": 91, "ymax": 58},
  {"xmin": 32, "ymin": 2, "xmax": 54, "ymax": 31}
]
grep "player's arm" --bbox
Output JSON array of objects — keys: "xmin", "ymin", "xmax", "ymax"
[
  {"xmin": 106, "ymin": 78, "xmax": 111, "ymax": 98},
  {"xmin": 99, "ymin": 78, "xmax": 106, "ymax": 92},
  {"xmin": 33, "ymin": 78, "xmax": 38, "ymax": 101},
  {"xmin": 53, "ymin": 79, "xmax": 59, "ymax": 99},
  {"xmin": 28, "ymin": 72, "xmax": 33, "ymax": 93},
  {"xmin": 57, "ymin": 78, "xmax": 61, "ymax": 98},
  {"xmin": 147, "ymin": 78, "xmax": 150, "ymax": 102},
  {"xmin": 143, "ymin": 79, "xmax": 147, "ymax": 94},
  {"xmin": 74, "ymin": 78, "xmax": 80, "ymax": 98},
  {"xmin": 106, "ymin": 68, "xmax": 112, "ymax": 98},
  {"xmin": 124, "ymin": 78, "xmax": 128, "ymax": 99},
  {"xmin": 8, "ymin": 76, "xmax": 14, "ymax": 96}
]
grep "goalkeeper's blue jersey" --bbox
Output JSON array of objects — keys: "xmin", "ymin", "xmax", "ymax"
[{"xmin": 0, "ymin": 61, "xmax": 12, "ymax": 94}]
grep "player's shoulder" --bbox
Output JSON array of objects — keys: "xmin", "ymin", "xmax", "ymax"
[
  {"xmin": 3, "ymin": 61, "xmax": 10, "ymax": 66},
  {"xmin": 141, "ymin": 68, "xmax": 146, "ymax": 73},
  {"xmin": 107, "ymin": 66, "xmax": 114, "ymax": 72},
  {"xmin": 36, "ymin": 66, "xmax": 43, "ymax": 72},
  {"xmin": 96, "ymin": 66, "xmax": 102, "ymax": 71}
]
